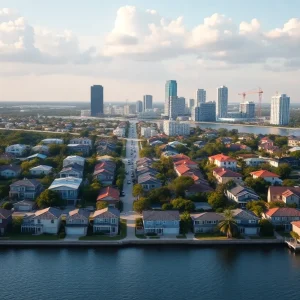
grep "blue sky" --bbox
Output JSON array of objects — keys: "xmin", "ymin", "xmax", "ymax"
[{"xmin": 0, "ymin": 1, "xmax": 299, "ymax": 102}]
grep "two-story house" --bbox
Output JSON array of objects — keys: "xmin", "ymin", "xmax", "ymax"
[
  {"xmin": 21, "ymin": 207, "xmax": 62, "ymax": 234},
  {"xmin": 69, "ymin": 137, "xmax": 92, "ymax": 148},
  {"xmin": 231, "ymin": 209, "xmax": 260, "ymax": 235},
  {"xmin": 5, "ymin": 144, "xmax": 27, "ymax": 157},
  {"xmin": 213, "ymin": 168, "xmax": 243, "ymax": 184},
  {"xmin": 0, "ymin": 164, "xmax": 21, "ymax": 178},
  {"xmin": 288, "ymin": 135, "xmax": 300, "ymax": 147},
  {"xmin": 226, "ymin": 185, "xmax": 260, "ymax": 208},
  {"xmin": 29, "ymin": 165, "xmax": 53, "ymax": 176},
  {"xmin": 59, "ymin": 163, "xmax": 84, "ymax": 178},
  {"xmin": 264, "ymin": 207, "xmax": 300, "ymax": 231},
  {"xmin": 138, "ymin": 174, "xmax": 162, "ymax": 191},
  {"xmin": 142, "ymin": 210, "xmax": 180, "ymax": 235},
  {"xmin": 63, "ymin": 155, "xmax": 85, "ymax": 167},
  {"xmin": 93, "ymin": 161, "xmax": 116, "ymax": 185},
  {"xmin": 268, "ymin": 186, "xmax": 300, "ymax": 207},
  {"xmin": 0, "ymin": 208, "xmax": 13, "ymax": 235},
  {"xmin": 92, "ymin": 207, "xmax": 120, "ymax": 236},
  {"xmin": 97, "ymin": 186, "xmax": 120, "ymax": 208},
  {"xmin": 208, "ymin": 154, "xmax": 237, "ymax": 170},
  {"xmin": 67, "ymin": 144, "xmax": 90, "ymax": 156},
  {"xmin": 9, "ymin": 178, "xmax": 43, "ymax": 200},
  {"xmin": 65, "ymin": 208, "xmax": 91, "ymax": 236},
  {"xmin": 48, "ymin": 177, "xmax": 82, "ymax": 205},
  {"xmin": 250, "ymin": 170, "xmax": 282, "ymax": 185},
  {"xmin": 191, "ymin": 212, "xmax": 224, "ymax": 233}
]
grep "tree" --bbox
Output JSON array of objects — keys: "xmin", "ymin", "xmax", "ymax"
[
  {"xmin": 282, "ymin": 179, "xmax": 297, "ymax": 187},
  {"xmin": 82, "ymin": 181, "xmax": 101, "ymax": 202},
  {"xmin": 12, "ymin": 217, "xmax": 23, "ymax": 233},
  {"xmin": 132, "ymin": 184, "xmax": 144, "ymax": 198},
  {"xmin": 36, "ymin": 190, "xmax": 63, "ymax": 208},
  {"xmin": 246, "ymin": 200, "xmax": 267, "ymax": 217},
  {"xmin": 171, "ymin": 198, "xmax": 195, "ymax": 212},
  {"xmin": 218, "ymin": 210, "xmax": 238, "ymax": 238},
  {"xmin": 290, "ymin": 231, "xmax": 300, "ymax": 241},
  {"xmin": 162, "ymin": 203, "xmax": 173, "ymax": 210},
  {"xmin": 208, "ymin": 192, "xmax": 227, "ymax": 210},
  {"xmin": 244, "ymin": 177, "xmax": 270, "ymax": 194},
  {"xmin": 276, "ymin": 163, "xmax": 292, "ymax": 179},
  {"xmin": 269, "ymin": 200, "xmax": 286, "ymax": 208},
  {"xmin": 147, "ymin": 187, "xmax": 172, "ymax": 204},
  {"xmin": 96, "ymin": 201, "xmax": 108, "ymax": 210},
  {"xmin": 259, "ymin": 219, "xmax": 274, "ymax": 236},
  {"xmin": 180, "ymin": 212, "xmax": 192, "ymax": 234},
  {"xmin": 169, "ymin": 176, "xmax": 194, "ymax": 197},
  {"xmin": 1, "ymin": 201, "xmax": 13, "ymax": 210},
  {"xmin": 133, "ymin": 197, "xmax": 150, "ymax": 213}
]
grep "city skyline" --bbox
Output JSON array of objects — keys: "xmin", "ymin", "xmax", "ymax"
[{"xmin": 0, "ymin": 1, "xmax": 300, "ymax": 102}]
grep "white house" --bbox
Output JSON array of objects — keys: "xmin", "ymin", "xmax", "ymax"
[
  {"xmin": 5, "ymin": 144, "xmax": 27, "ymax": 156},
  {"xmin": 250, "ymin": 170, "xmax": 282, "ymax": 185},
  {"xmin": 69, "ymin": 137, "xmax": 92, "ymax": 148},
  {"xmin": 244, "ymin": 157, "xmax": 269, "ymax": 167},
  {"xmin": 63, "ymin": 155, "xmax": 85, "ymax": 167},
  {"xmin": 65, "ymin": 208, "xmax": 90, "ymax": 236},
  {"xmin": 41, "ymin": 138, "xmax": 63, "ymax": 145},
  {"xmin": 0, "ymin": 165, "xmax": 21, "ymax": 178},
  {"xmin": 208, "ymin": 154, "xmax": 237, "ymax": 170},
  {"xmin": 29, "ymin": 165, "xmax": 53, "ymax": 176},
  {"xmin": 21, "ymin": 207, "xmax": 62, "ymax": 234},
  {"xmin": 59, "ymin": 163, "xmax": 84, "ymax": 178},
  {"xmin": 48, "ymin": 177, "xmax": 83, "ymax": 205},
  {"xmin": 92, "ymin": 207, "xmax": 120, "ymax": 236}
]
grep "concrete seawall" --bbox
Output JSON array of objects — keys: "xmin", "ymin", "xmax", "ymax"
[{"xmin": 0, "ymin": 239, "xmax": 284, "ymax": 248}]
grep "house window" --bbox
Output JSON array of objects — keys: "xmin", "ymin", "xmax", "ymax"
[
  {"xmin": 38, "ymin": 220, "xmax": 41, "ymax": 224},
  {"xmin": 51, "ymin": 220, "xmax": 54, "ymax": 224},
  {"xmin": 249, "ymin": 220, "xmax": 256, "ymax": 224},
  {"xmin": 236, "ymin": 220, "xmax": 241, "ymax": 224},
  {"xmin": 111, "ymin": 218, "xmax": 116, "ymax": 224}
]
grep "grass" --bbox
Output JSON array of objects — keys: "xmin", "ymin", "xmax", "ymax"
[
  {"xmin": 194, "ymin": 232, "xmax": 229, "ymax": 240},
  {"xmin": 135, "ymin": 234, "xmax": 147, "ymax": 239},
  {"xmin": 3, "ymin": 233, "xmax": 59, "ymax": 240},
  {"xmin": 176, "ymin": 234, "xmax": 187, "ymax": 239},
  {"xmin": 79, "ymin": 219, "xmax": 127, "ymax": 241}
]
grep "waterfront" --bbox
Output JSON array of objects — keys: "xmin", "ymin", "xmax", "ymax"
[{"xmin": 1, "ymin": 246, "xmax": 300, "ymax": 300}]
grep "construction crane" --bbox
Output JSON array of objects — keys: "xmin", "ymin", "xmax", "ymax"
[{"xmin": 238, "ymin": 88, "xmax": 263, "ymax": 119}]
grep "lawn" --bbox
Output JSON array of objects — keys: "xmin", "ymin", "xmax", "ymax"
[
  {"xmin": 136, "ymin": 234, "xmax": 147, "ymax": 239},
  {"xmin": 4, "ymin": 233, "xmax": 59, "ymax": 240},
  {"xmin": 79, "ymin": 219, "xmax": 127, "ymax": 241},
  {"xmin": 194, "ymin": 232, "xmax": 229, "ymax": 240}
]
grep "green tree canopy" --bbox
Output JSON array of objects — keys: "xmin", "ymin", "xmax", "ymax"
[
  {"xmin": 36, "ymin": 189, "xmax": 63, "ymax": 208},
  {"xmin": 180, "ymin": 212, "xmax": 192, "ymax": 234},
  {"xmin": 259, "ymin": 219, "xmax": 274, "ymax": 237},
  {"xmin": 171, "ymin": 198, "xmax": 195, "ymax": 212},
  {"xmin": 169, "ymin": 176, "xmax": 194, "ymax": 197},
  {"xmin": 246, "ymin": 200, "xmax": 267, "ymax": 217},
  {"xmin": 96, "ymin": 201, "xmax": 108, "ymax": 210},
  {"xmin": 133, "ymin": 197, "xmax": 150, "ymax": 213},
  {"xmin": 218, "ymin": 209, "xmax": 238, "ymax": 238},
  {"xmin": 208, "ymin": 192, "xmax": 227, "ymax": 210},
  {"xmin": 132, "ymin": 184, "xmax": 144, "ymax": 198}
]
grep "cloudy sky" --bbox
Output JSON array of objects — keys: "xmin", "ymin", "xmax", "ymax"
[{"xmin": 0, "ymin": 0, "xmax": 300, "ymax": 103}]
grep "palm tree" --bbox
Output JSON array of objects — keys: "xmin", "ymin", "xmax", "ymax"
[{"xmin": 218, "ymin": 209, "xmax": 238, "ymax": 239}]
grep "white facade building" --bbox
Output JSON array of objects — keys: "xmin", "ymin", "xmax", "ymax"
[
  {"xmin": 113, "ymin": 127, "xmax": 126, "ymax": 137},
  {"xmin": 270, "ymin": 94, "xmax": 290, "ymax": 125},
  {"xmin": 163, "ymin": 120, "xmax": 190, "ymax": 136},
  {"xmin": 217, "ymin": 86, "xmax": 228, "ymax": 119},
  {"xmin": 5, "ymin": 144, "xmax": 27, "ymax": 156},
  {"xmin": 80, "ymin": 110, "xmax": 91, "ymax": 117},
  {"xmin": 140, "ymin": 127, "xmax": 158, "ymax": 138},
  {"xmin": 240, "ymin": 101, "xmax": 255, "ymax": 119},
  {"xmin": 63, "ymin": 155, "xmax": 85, "ymax": 167},
  {"xmin": 196, "ymin": 89, "xmax": 206, "ymax": 105},
  {"xmin": 41, "ymin": 138, "xmax": 63, "ymax": 145},
  {"xmin": 69, "ymin": 137, "xmax": 92, "ymax": 148},
  {"xmin": 29, "ymin": 165, "xmax": 53, "ymax": 176}
]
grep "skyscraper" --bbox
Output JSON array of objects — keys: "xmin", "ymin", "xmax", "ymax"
[
  {"xmin": 170, "ymin": 97, "xmax": 185, "ymax": 120},
  {"xmin": 196, "ymin": 89, "xmax": 206, "ymax": 105},
  {"xmin": 143, "ymin": 95, "xmax": 153, "ymax": 111},
  {"xmin": 192, "ymin": 102, "xmax": 216, "ymax": 122},
  {"xmin": 188, "ymin": 99, "xmax": 195, "ymax": 108},
  {"xmin": 240, "ymin": 101, "xmax": 255, "ymax": 119},
  {"xmin": 217, "ymin": 86, "xmax": 228, "ymax": 119},
  {"xmin": 165, "ymin": 80, "xmax": 177, "ymax": 117},
  {"xmin": 270, "ymin": 94, "xmax": 290, "ymax": 125},
  {"xmin": 136, "ymin": 100, "xmax": 143, "ymax": 113},
  {"xmin": 90, "ymin": 85, "xmax": 103, "ymax": 117}
]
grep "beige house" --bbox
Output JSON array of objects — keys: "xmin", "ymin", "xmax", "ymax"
[{"xmin": 213, "ymin": 167, "xmax": 243, "ymax": 184}]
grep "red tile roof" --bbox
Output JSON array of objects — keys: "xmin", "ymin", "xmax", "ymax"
[
  {"xmin": 266, "ymin": 207, "xmax": 300, "ymax": 217},
  {"xmin": 251, "ymin": 170, "xmax": 279, "ymax": 178},
  {"xmin": 209, "ymin": 154, "xmax": 236, "ymax": 162},
  {"xmin": 97, "ymin": 186, "xmax": 120, "ymax": 201},
  {"xmin": 174, "ymin": 159, "xmax": 197, "ymax": 166},
  {"xmin": 213, "ymin": 167, "xmax": 242, "ymax": 178},
  {"xmin": 175, "ymin": 164, "xmax": 191, "ymax": 175},
  {"xmin": 291, "ymin": 221, "xmax": 300, "ymax": 228},
  {"xmin": 172, "ymin": 154, "xmax": 190, "ymax": 162}
]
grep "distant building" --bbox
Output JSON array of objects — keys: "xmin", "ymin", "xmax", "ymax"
[
  {"xmin": 188, "ymin": 99, "xmax": 195, "ymax": 108},
  {"xmin": 165, "ymin": 80, "xmax": 177, "ymax": 117},
  {"xmin": 170, "ymin": 97, "xmax": 185, "ymax": 120},
  {"xmin": 143, "ymin": 95, "xmax": 153, "ymax": 111},
  {"xmin": 240, "ymin": 101, "xmax": 255, "ymax": 118},
  {"xmin": 140, "ymin": 127, "xmax": 158, "ymax": 138},
  {"xmin": 91, "ymin": 85, "xmax": 104, "ymax": 117},
  {"xmin": 5, "ymin": 144, "xmax": 27, "ymax": 156},
  {"xmin": 124, "ymin": 104, "xmax": 136, "ymax": 115},
  {"xmin": 81, "ymin": 110, "xmax": 91, "ymax": 117},
  {"xmin": 196, "ymin": 89, "xmax": 206, "ymax": 105},
  {"xmin": 136, "ymin": 100, "xmax": 143, "ymax": 113},
  {"xmin": 270, "ymin": 93, "xmax": 290, "ymax": 125},
  {"xmin": 163, "ymin": 120, "xmax": 190, "ymax": 136},
  {"xmin": 41, "ymin": 138, "xmax": 63, "ymax": 145},
  {"xmin": 217, "ymin": 86, "xmax": 228, "ymax": 119},
  {"xmin": 192, "ymin": 101, "xmax": 216, "ymax": 122}
]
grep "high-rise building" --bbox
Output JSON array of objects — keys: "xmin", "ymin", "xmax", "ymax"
[
  {"xmin": 170, "ymin": 97, "xmax": 185, "ymax": 120},
  {"xmin": 188, "ymin": 99, "xmax": 195, "ymax": 108},
  {"xmin": 240, "ymin": 101, "xmax": 255, "ymax": 119},
  {"xmin": 136, "ymin": 100, "xmax": 143, "ymax": 113},
  {"xmin": 217, "ymin": 86, "xmax": 228, "ymax": 119},
  {"xmin": 143, "ymin": 95, "xmax": 153, "ymax": 111},
  {"xmin": 196, "ymin": 89, "xmax": 206, "ymax": 105},
  {"xmin": 192, "ymin": 102, "xmax": 216, "ymax": 122},
  {"xmin": 270, "ymin": 94, "xmax": 290, "ymax": 125},
  {"xmin": 91, "ymin": 85, "xmax": 104, "ymax": 117},
  {"xmin": 124, "ymin": 104, "xmax": 136, "ymax": 115},
  {"xmin": 165, "ymin": 80, "xmax": 177, "ymax": 116},
  {"xmin": 163, "ymin": 120, "xmax": 190, "ymax": 136}
]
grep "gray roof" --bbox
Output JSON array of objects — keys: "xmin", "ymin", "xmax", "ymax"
[
  {"xmin": 228, "ymin": 185, "xmax": 259, "ymax": 197},
  {"xmin": 138, "ymin": 174, "xmax": 161, "ymax": 184},
  {"xmin": 231, "ymin": 209, "xmax": 260, "ymax": 220},
  {"xmin": 191, "ymin": 212, "xmax": 224, "ymax": 221},
  {"xmin": 68, "ymin": 208, "xmax": 91, "ymax": 219},
  {"xmin": 10, "ymin": 178, "xmax": 41, "ymax": 188},
  {"xmin": 142, "ymin": 210, "xmax": 180, "ymax": 221},
  {"xmin": 0, "ymin": 164, "xmax": 21, "ymax": 172},
  {"xmin": 92, "ymin": 207, "xmax": 120, "ymax": 218},
  {"xmin": 0, "ymin": 208, "xmax": 12, "ymax": 219}
]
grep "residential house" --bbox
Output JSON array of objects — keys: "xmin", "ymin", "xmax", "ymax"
[
  {"xmin": 244, "ymin": 157, "xmax": 269, "ymax": 167},
  {"xmin": 291, "ymin": 221, "xmax": 300, "ymax": 237},
  {"xmin": 32, "ymin": 145, "xmax": 49, "ymax": 154},
  {"xmin": 9, "ymin": 178, "xmax": 43, "ymax": 200},
  {"xmin": 213, "ymin": 168, "xmax": 243, "ymax": 184},
  {"xmin": 59, "ymin": 163, "xmax": 84, "ymax": 178},
  {"xmin": 13, "ymin": 200, "xmax": 35, "ymax": 212},
  {"xmin": 92, "ymin": 207, "xmax": 120, "ymax": 235},
  {"xmin": 136, "ymin": 166, "xmax": 159, "ymax": 178},
  {"xmin": 226, "ymin": 143, "xmax": 251, "ymax": 152},
  {"xmin": 264, "ymin": 208, "xmax": 300, "ymax": 231},
  {"xmin": 97, "ymin": 186, "xmax": 120, "ymax": 208},
  {"xmin": 0, "ymin": 208, "xmax": 12, "ymax": 235},
  {"xmin": 226, "ymin": 185, "xmax": 260, "ymax": 208},
  {"xmin": 136, "ymin": 157, "xmax": 154, "ymax": 168},
  {"xmin": 96, "ymin": 141, "xmax": 117, "ymax": 156},
  {"xmin": 191, "ymin": 212, "xmax": 224, "ymax": 233},
  {"xmin": 184, "ymin": 182, "xmax": 214, "ymax": 197},
  {"xmin": 138, "ymin": 174, "xmax": 162, "ymax": 191},
  {"xmin": 208, "ymin": 154, "xmax": 237, "ymax": 170},
  {"xmin": 269, "ymin": 157, "xmax": 300, "ymax": 168},
  {"xmin": 65, "ymin": 208, "xmax": 90, "ymax": 236},
  {"xmin": 69, "ymin": 137, "xmax": 92, "ymax": 148},
  {"xmin": 41, "ymin": 138, "xmax": 63, "ymax": 145},
  {"xmin": 174, "ymin": 159, "xmax": 198, "ymax": 170},
  {"xmin": 218, "ymin": 137, "xmax": 233, "ymax": 145},
  {"xmin": 48, "ymin": 177, "xmax": 82, "ymax": 205},
  {"xmin": 63, "ymin": 155, "xmax": 85, "ymax": 167},
  {"xmin": 267, "ymin": 186, "xmax": 300, "ymax": 207},
  {"xmin": 250, "ymin": 170, "xmax": 282, "ymax": 185},
  {"xmin": 24, "ymin": 153, "xmax": 47, "ymax": 161},
  {"xmin": 67, "ymin": 144, "xmax": 90, "ymax": 156},
  {"xmin": 289, "ymin": 147, "xmax": 300, "ymax": 153},
  {"xmin": 93, "ymin": 161, "xmax": 116, "ymax": 185},
  {"xmin": 142, "ymin": 210, "xmax": 180, "ymax": 235},
  {"xmin": 29, "ymin": 165, "xmax": 53, "ymax": 176},
  {"xmin": 21, "ymin": 207, "xmax": 62, "ymax": 234},
  {"xmin": 258, "ymin": 138, "xmax": 279, "ymax": 154},
  {"xmin": 232, "ymin": 209, "xmax": 260, "ymax": 235},
  {"xmin": 288, "ymin": 136, "xmax": 300, "ymax": 147},
  {"xmin": 5, "ymin": 144, "xmax": 27, "ymax": 156},
  {"xmin": 193, "ymin": 141, "xmax": 207, "ymax": 149},
  {"xmin": 0, "ymin": 164, "xmax": 21, "ymax": 178}
]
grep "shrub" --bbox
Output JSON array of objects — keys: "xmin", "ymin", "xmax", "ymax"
[{"xmin": 59, "ymin": 232, "xmax": 66, "ymax": 239}]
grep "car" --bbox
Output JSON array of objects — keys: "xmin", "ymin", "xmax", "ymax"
[
  {"xmin": 127, "ymin": 180, "xmax": 131, "ymax": 184},
  {"xmin": 120, "ymin": 192, "xmax": 125, "ymax": 197}
]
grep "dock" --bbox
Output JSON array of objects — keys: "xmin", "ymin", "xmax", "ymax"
[{"xmin": 285, "ymin": 239, "xmax": 300, "ymax": 252}]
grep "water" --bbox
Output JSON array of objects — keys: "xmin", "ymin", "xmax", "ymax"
[{"xmin": 1, "ymin": 246, "xmax": 300, "ymax": 300}]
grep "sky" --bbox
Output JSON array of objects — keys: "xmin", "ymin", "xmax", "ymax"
[{"xmin": 0, "ymin": 0, "xmax": 300, "ymax": 103}]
